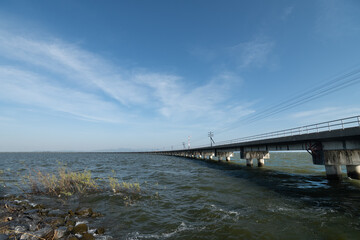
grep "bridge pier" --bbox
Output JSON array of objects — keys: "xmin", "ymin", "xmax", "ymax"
[
  {"xmin": 346, "ymin": 165, "xmax": 360, "ymax": 179},
  {"xmin": 244, "ymin": 152, "xmax": 269, "ymax": 167},
  {"xmin": 246, "ymin": 159, "xmax": 253, "ymax": 167},
  {"xmin": 313, "ymin": 150, "xmax": 360, "ymax": 180},
  {"xmin": 216, "ymin": 152, "xmax": 233, "ymax": 162},
  {"xmin": 257, "ymin": 158, "xmax": 265, "ymax": 167},
  {"xmin": 325, "ymin": 165, "xmax": 342, "ymax": 180}
]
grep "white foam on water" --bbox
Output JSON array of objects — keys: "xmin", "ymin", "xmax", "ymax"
[
  {"xmin": 75, "ymin": 220, "xmax": 88, "ymax": 226},
  {"xmin": 126, "ymin": 222, "xmax": 196, "ymax": 240}
]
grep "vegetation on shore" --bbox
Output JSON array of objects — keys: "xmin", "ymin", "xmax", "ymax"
[{"xmin": 22, "ymin": 167, "xmax": 142, "ymax": 201}]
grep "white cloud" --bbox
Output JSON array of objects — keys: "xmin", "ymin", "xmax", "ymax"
[
  {"xmin": 290, "ymin": 107, "xmax": 360, "ymax": 124},
  {"xmin": 135, "ymin": 72, "xmax": 245, "ymax": 122},
  {"xmin": 230, "ymin": 38, "xmax": 275, "ymax": 69},
  {"xmin": 0, "ymin": 66, "xmax": 124, "ymax": 122},
  {"xmin": 0, "ymin": 27, "xmax": 252, "ymax": 127},
  {"xmin": 0, "ymin": 30, "xmax": 149, "ymax": 106},
  {"xmin": 281, "ymin": 6, "xmax": 294, "ymax": 20}
]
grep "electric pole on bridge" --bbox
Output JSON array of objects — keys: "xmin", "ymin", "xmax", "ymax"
[{"xmin": 208, "ymin": 131, "xmax": 215, "ymax": 147}]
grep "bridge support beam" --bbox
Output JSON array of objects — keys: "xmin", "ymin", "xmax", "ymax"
[
  {"xmin": 216, "ymin": 152, "xmax": 233, "ymax": 162},
  {"xmin": 257, "ymin": 158, "xmax": 265, "ymax": 167},
  {"xmin": 346, "ymin": 165, "xmax": 360, "ymax": 179},
  {"xmin": 244, "ymin": 152, "xmax": 269, "ymax": 167},
  {"xmin": 325, "ymin": 165, "xmax": 342, "ymax": 180},
  {"xmin": 246, "ymin": 159, "xmax": 253, "ymax": 167},
  {"xmin": 313, "ymin": 150, "xmax": 360, "ymax": 180}
]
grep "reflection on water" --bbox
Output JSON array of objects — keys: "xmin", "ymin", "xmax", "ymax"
[{"xmin": 1, "ymin": 152, "xmax": 360, "ymax": 239}]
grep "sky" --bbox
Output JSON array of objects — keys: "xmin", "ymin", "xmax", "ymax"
[{"xmin": 0, "ymin": 0, "xmax": 360, "ymax": 151}]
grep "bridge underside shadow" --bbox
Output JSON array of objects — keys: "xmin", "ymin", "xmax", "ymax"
[{"xmin": 168, "ymin": 154, "xmax": 360, "ymax": 216}]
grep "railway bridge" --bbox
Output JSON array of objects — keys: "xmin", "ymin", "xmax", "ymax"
[{"xmin": 150, "ymin": 116, "xmax": 360, "ymax": 180}]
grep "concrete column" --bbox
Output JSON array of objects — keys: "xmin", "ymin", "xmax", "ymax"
[
  {"xmin": 218, "ymin": 156, "xmax": 223, "ymax": 161},
  {"xmin": 209, "ymin": 155, "xmax": 213, "ymax": 160},
  {"xmin": 325, "ymin": 165, "xmax": 342, "ymax": 180},
  {"xmin": 346, "ymin": 165, "xmax": 360, "ymax": 179},
  {"xmin": 246, "ymin": 158, "xmax": 253, "ymax": 167},
  {"xmin": 226, "ymin": 156, "xmax": 231, "ymax": 162},
  {"xmin": 257, "ymin": 158, "xmax": 265, "ymax": 167}
]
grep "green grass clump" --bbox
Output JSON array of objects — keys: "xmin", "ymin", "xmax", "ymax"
[
  {"xmin": 25, "ymin": 167, "xmax": 99, "ymax": 196},
  {"xmin": 109, "ymin": 177, "xmax": 142, "ymax": 205},
  {"xmin": 23, "ymin": 167, "xmax": 142, "ymax": 202},
  {"xmin": 109, "ymin": 177, "xmax": 141, "ymax": 193}
]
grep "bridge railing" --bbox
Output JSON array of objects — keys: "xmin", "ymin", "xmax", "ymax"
[{"xmin": 191, "ymin": 115, "xmax": 360, "ymax": 149}]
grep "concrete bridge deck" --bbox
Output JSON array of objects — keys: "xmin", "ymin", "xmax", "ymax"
[{"xmin": 149, "ymin": 116, "xmax": 360, "ymax": 180}]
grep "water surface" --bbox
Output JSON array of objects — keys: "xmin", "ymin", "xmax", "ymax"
[{"xmin": 1, "ymin": 152, "xmax": 360, "ymax": 239}]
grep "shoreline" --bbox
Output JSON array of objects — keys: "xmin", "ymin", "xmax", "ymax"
[{"xmin": 0, "ymin": 195, "xmax": 111, "ymax": 240}]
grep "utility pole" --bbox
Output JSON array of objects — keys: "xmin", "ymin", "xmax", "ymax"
[
  {"xmin": 208, "ymin": 131, "xmax": 215, "ymax": 147},
  {"xmin": 182, "ymin": 142, "xmax": 186, "ymax": 149}
]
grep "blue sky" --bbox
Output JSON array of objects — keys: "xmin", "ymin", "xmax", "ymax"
[{"xmin": 0, "ymin": 0, "xmax": 360, "ymax": 151}]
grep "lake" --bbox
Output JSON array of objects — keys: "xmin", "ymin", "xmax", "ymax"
[{"xmin": 1, "ymin": 152, "xmax": 360, "ymax": 239}]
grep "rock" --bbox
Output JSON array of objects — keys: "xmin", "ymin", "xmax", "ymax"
[
  {"xmin": 95, "ymin": 227, "xmax": 105, "ymax": 235},
  {"xmin": 72, "ymin": 223, "xmax": 88, "ymax": 234},
  {"xmin": 24, "ymin": 209, "xmax": 39, "ymax": 215},
  {"xmin": 66, "ymin": 219, "xmax": 76, "ymax": 226},
  {"xmin": 20, "ymin": 233, "xmax": 32, "ymax": 240},
  {"xmin": 4, "ymin": 216, "xmax": 12, "ymax": 222},
  {"xmin": 67, "ymin": 225, "xmax": 74, "ymax": 233},
  {"xmin": 40, "ymin": 209, "xmax": 49, "ymax": 216},
  {"xmin": 81, "ymin": 233, "xmax": 95, "ymax": 240},
  {"xmin": 75, "ymin": 208, "xmax": 93, "ymax": 217},
  {"xmin": 32, "ymin": 226, "xmax": 54, "ymax": 239},
  {"xmin": 24, "ymin": 212, "xmax": 42, "ymax": 222},
  {"xmin": 48, "ymin": 209, "xmax": 66, "ymax": 217},
  {"xmin": 91, "ymin": 212, "xmax": 102, "ymax": 218},
  {"xmin": 45, "ymin": 217, "xmax": 65, "ymax": 227},
  {"xmin": 68, "ymin": 210, "xmax": 75, "ymax": 216},
  {"xmin": 27, "ymin": 221, "xmax": 37, "ymax": 231},
  {"xmin": 15, "ymin": 225, "xmax": 27, "ymax": 234},
  {"xmin": 66, "ymin": 235, "xmax": 79, "ymax": 240},
  {"xmin": 54, "ymin": 226, "xmax": 68, "ymax": 239},
  {"xmin": 4, "ymin": 203, "xmax": 22, "ymax": 212}
]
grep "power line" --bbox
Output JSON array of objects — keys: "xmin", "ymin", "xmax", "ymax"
[
  {"xmin": 165, "ymin": 65, "xmax": 360, "ymax": 150},
  {"xmin": 214, "ymin": 65, "xmax": 360, "ymax": 136}
]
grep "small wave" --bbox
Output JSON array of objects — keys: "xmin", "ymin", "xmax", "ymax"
[{"xmin": 126, "ymin": 222, "xmax": 195, "ymax": 240}]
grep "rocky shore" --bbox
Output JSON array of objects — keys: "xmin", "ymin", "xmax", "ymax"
[{"xmin": 0, "ymin": 196, "xmax": 112, "ymax": 240}]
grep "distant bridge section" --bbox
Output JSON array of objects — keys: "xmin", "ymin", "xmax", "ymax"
[{"xmin": 150, "ymin": 116, "xmax": 360, "ymax": 180}]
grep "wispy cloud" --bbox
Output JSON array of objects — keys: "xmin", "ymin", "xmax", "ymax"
[
  {"xmin": 0, "ymin": 66, "xmax": 124, "ymax": 122},
  {"xmin": 281, "ymin": 6, "xmax": 294, "ymax": 20},
  {"xmin": 230, "ymin": 37, "xmax": 275, "ymax": 69},
  {"xmin": 290, "ymin": 107, "xmax": 360, "ymax": 124},
  {"xmin": 135, "ymin": 72, "xmax": 245, "ymax": 122},
  {"xmin": 0, "ymin": 27, "xmax": 251, "ymax": 127}
]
